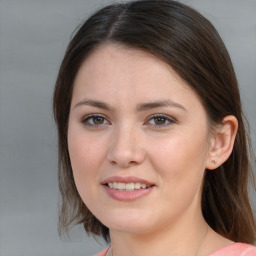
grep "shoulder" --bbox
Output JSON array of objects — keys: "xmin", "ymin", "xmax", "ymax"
[
  {"xmin": 210, "ymin": 243, "xmax": 256, "ymax": 256},
  {"xmin": 93, "ymin": 247, "xmax": 109, "ymax": 256}
]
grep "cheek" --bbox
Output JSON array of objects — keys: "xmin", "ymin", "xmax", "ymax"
[
  {"xmin": 150, "ymin": 135, "xmax": 207, "ymax": 168},
  {"xmin": 68, "ymin": 126, "xmax": 105, "ymax": 171},
  {"xmin": 148, "ymin": 137, "xmax": 207, "ymax": 219},
  {"xmin": 148, "ymin": 132, "xmax": 208, "ymax": 192},
  {"xmin": 67, "ymin": 127, "xmax": 107, "ymax": 199}
]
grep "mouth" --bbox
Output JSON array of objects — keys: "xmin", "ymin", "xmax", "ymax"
[
  {"xmin": 106, "ymin": 182, "xmax": 153, "ymax": 191},
  {"xmin": 101, "ymin": 176, "xmax": 155, "ymax": 201}
]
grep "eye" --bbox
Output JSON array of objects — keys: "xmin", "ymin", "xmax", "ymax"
[
  {"xmin": 81, "ymin": 114, "xmax": 110, "ymax": 127},
  {"xmin": 146, "ymin": 114, "xmax": 176, "ymax": 127}
]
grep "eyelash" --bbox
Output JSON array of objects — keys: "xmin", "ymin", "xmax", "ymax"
[
  {"xmin": 81, "ymin": 114, "xmax": 110, "ymax": 127},
  {"xmin": 81, "ymin": 114, "xmax": 176, "ymax": 128},
  {"xmin": 146, "ymin": 114, "xmax": 176, "ymax": 127}
]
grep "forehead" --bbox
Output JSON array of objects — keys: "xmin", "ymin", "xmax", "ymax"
[{"xmin": 72, "ymin": 43, "xmax": 202, "ymax": 111}]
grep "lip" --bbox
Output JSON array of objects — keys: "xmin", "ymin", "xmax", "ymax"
[
  {"xmin": 101, "ymin": 176, "xmax": 154, "ymax": 186},
  {"xmin": 101, "ymin": 176, "xmax": 155, "ymax": 202}
]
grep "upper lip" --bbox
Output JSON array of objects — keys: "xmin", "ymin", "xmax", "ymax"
[{"xmin": 102, "ymin": 176, "xmax": 154, "ymax": 186}]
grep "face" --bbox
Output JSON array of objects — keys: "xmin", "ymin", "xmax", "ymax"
[{"xmin": 68, "ymin": 44, "xmax": 211, "ymax": 236}]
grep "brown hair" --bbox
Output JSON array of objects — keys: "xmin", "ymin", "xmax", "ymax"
[{"xmin": 53, "ymin": 0, "xmax": 256, "ymax": 243}]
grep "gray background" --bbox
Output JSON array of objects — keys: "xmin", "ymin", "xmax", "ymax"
[{"xmin": 0, "ymin": 0, "xmax": 255, "ymax": 255}]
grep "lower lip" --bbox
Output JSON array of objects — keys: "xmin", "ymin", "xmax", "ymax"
[{"xmin": 103, "ymin": 185, "xmax": 154, "ymax": 201}]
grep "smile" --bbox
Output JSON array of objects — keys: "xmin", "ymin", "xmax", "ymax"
[
  {"xmin": 107, "ymin": 182, "xmax": 152, "ymax": 191},
  {"xmin": 102, "ymin": 176, "xmax": 155, "ymax": 201}
]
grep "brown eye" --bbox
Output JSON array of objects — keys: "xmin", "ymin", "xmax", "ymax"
[
  {"xmin": 146, "ymin": 114, "xmax": 176, "ymax": 127},
  {"xmin": 82, "ymin": 114, "xmax": 109, "ymax": 127},
  {"xmin": 93, "ymin": 116, "xmax": 104, "ymax": 124},
  {"xmin": 154, "ymin": 117, "xmax": 167, "ymax": 125}
]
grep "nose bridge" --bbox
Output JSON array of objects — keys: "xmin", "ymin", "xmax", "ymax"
[{"xmin": 107, "ymin": 122, "xmax": 145, "ymax": 167}]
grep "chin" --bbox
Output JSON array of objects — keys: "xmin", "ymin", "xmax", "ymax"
[{"xmin": 97, "ymin": 209, "xmax": 156, "ymax": 235}]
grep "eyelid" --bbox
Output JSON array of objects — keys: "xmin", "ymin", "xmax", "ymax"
[
  {"xmin": 80, "ymin": 113, "xmax": 176, "ymax": 128},
  {"xmin": 81, "ymin": 113, "xmax": 111, "ymax": 126},
  {"xmin": 145, "ymin": 113, "xmax": 177, "ymax": 127}
]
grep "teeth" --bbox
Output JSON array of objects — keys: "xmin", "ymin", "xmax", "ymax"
[
  {"xmin": 107, "ymin": 182, "xmax": 150, "ymax": 191},
  {"xmin": 125, "ymin": 183, "xmax": 134, "ymax": 190},
  {"xmin": 141, "ymin": 184, "xmax": 146, "ymax": 189},
  {"xmin": 113, "ymin": 182, "xmax": 118, "ymax": 189},
  {"xmin": 118, "ymin": 183, "xmax": 126, "ymax": 190},
  {"xmin": 135, "ymin": 183, "xmax": 141, "ymax": 189}
]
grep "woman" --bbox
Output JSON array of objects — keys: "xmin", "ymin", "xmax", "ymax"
[{"xmin": 53, "ymin": 0, "xmax": 256, "ymax": 255}]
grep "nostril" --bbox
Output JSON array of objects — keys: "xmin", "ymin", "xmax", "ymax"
[{"xmin": 110, "ymin": 160, "xmax": 117, "ymax": 165}]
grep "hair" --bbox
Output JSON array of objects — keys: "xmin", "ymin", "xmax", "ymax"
[{"xmin": 53, "ymin": 0, "xmax": 256, "ymax": 244}]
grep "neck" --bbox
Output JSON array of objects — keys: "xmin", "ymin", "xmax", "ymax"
[{"xmin": 109, "ymin": 211, "xmax": 209, "ymax": 256}]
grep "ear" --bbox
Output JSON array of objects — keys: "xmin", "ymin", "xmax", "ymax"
[{"xmin": 206, "ymin": 115, "xmax": 238, "ymax": 170}]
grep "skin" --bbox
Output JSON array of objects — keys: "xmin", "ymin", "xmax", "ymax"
[{"xmin": 68, "ymin": 44, "xmax": 238, "ymax": 256}]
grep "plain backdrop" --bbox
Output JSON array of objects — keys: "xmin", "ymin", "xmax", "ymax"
[{"xmin": 0, "ymin": 0, "xmax": 255, "ymax": 255}]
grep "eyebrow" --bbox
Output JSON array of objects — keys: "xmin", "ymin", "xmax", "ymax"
[
  {"xmin": 74, "ymin": 99, "xmax": 114, "ymax": 110},
  {"xmin": 74, "ymin": 99, "xmax": 186, "ymax": 112},
  {"xmin": 136, "ymin": 100, "xmax": 187, "ymax": 112}
]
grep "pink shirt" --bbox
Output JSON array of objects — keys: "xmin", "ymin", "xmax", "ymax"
[
  {"xmin": 94, "ymin": 243, "xmax": 256, "ymax": 256},
  {"xmin": 209, "ymin": 243, "xmax": 256, "ymax": 256}
]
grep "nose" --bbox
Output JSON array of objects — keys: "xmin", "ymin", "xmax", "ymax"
[{"xmin": 106, "ymin": 124, "xmax": 146, "ymax": 168}]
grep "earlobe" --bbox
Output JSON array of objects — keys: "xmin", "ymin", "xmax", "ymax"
[{"xmin": 206, "ymin": 115, "xmax": 238, "ymax": 170}]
